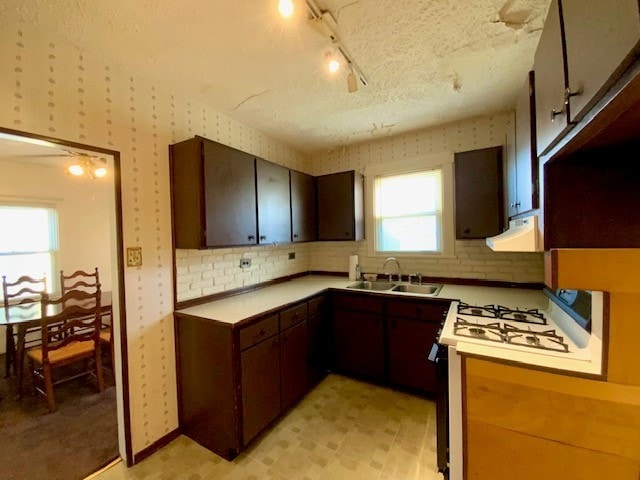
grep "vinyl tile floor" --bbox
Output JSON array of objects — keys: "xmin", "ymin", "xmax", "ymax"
[{"xmin": 93, "ymin": 374, "xmax": 443, "ymax": 480}]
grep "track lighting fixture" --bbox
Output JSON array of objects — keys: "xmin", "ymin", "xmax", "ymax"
[
  {"xmin": 277, "ymin": 0, "xmax": 368, "ymax": 91},
  {"xmin": 278, "ymin": 0, "xmax": 294, "ymax": 18},
  {"xmin": 347, "ymin": 70, "xmax": 358, "ymax": 93},
  {"xmin": 327, "ymin": 52, "xmax": 341, "ymax": 74}
]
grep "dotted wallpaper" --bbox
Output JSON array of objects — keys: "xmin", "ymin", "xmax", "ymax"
[
  {"xmin": 0, "ymin": 25, "xmax": 310, "ymax": 456},
  {"xmin": 309, "ymin": 114, "xmax": 545, "ymax": 284}
]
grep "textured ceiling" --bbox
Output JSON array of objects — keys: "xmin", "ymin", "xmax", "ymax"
[{"xmin": 0, "ymin": 0, "xmax": 550, "ymax": 153}]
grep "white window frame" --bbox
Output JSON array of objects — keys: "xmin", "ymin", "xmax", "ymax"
[
  {"xmin": 0, "ymin": 200, "xmax": 59, "ymax": 301},
  {"xmin": 364, "ymin": 152, "xmax": 455, "ymax": 258}
]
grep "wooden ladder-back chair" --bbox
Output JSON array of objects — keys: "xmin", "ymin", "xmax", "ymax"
[
  {"xmin": 2, "ymin": 274, "xmax": 47, "ymax": 378},
  {"xmin": 60, "ymin": 268, "xmax": 113, "ymax": 373},
  {"xmin": 27, "ymin": 287, "xmax": 105, "ymax": 412}
]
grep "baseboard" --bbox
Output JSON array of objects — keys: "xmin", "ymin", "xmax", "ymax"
[{"xmin": 132, "ymin": 428, "xmax": 181, "ymax": 465}]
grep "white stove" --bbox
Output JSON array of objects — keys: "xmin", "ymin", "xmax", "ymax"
[
  {"xmin": 437, "ymin": 292, "xmax": 604, "ymax": 480},
  {"xmin": 439, "ymin": 298, "xmax": 595, "ymax": 362}
]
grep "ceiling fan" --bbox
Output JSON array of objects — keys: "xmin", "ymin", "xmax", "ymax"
[{"xmin": 15, "ymin": 149, "xmax": 109, "ymax": 179}]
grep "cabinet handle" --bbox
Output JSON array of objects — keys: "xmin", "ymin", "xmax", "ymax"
[
  {"xmin": 344, "ymin": 232, "xmax": 350, "ymax": 237},
  {"xmin": 259, "ymin": 328, "xmax": 266, "ymax": 336},
  {"xmin": 549, "ymin": 108, "xmax": 564, "ymax": 122},
  {"xmin": 273, "ymin": 338, "xmax": 279, "ymax": 347},
  {"xmin": 248, "ymin": 235, "xmax": 256, "ymax": 241},
  {"xmin": 260, "ymin": 235, "xmax": 267, "ymax": 241},
  {"xmin": 514, "ymin": 202, "xmax": 521, "ymax": 208},
  {"xmin": 564, "ymin": 87, "xmax": 581, "ymax": 105},
  {"xmin": 293, "ymin": 233, "xmax": 299, "ymax": 239}
]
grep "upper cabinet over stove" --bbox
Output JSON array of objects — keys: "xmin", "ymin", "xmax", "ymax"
[{"xmin": 534, "ymin": 0, "xmax": 640, "ymax": 156}]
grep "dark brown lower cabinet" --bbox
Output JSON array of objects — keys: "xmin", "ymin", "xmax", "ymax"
[
  {"xmin": 388, "ymin": 316, "xmax": 440, "ymax": 394},
  {"xmin": 331, "ymin": 292, "xmax": 450, "ymax": 394},
  {"xmin": 280, "ymin": 320, "xmax": 309, "ymax": 410},
  {"xmin": 333, "ymin": 308, "xmax": 384, "ymax": 381},
  {"xmin": 176, "ymin": 290, "xmax": 450, "ymax": 460},
  {"xmin": 308, "ymin": 295, "xmax": 329, "ymax": 386},
  {"xmin": 241, "ymin": 335, "xmax": 281, "ymax": 445}
]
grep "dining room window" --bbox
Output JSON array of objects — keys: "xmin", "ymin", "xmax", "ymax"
[
  {"xmin": 374, "ymin": 169, "xmax": 443, "ymax": 253},
  {"xmin": 0, "ymin": 204, "xmax": 58, "ymax": 301}
]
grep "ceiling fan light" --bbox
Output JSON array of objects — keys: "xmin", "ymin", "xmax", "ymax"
[
  {"xmin": 328, "ymin": 58, "xmax": 340, "ymax": 73},
  {"xmin": 278, "ymin": 0, "xmax": 294, "ymax": 18},
  {"xmin": 68, "ymin": 164, "xmax": 84, "ymax": 176},
  {"xmin": 94, "ymin": 167, "xmax": 107, "ymax": 178}
]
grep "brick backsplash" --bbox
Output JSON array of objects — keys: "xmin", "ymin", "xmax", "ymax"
[
  {"xmin": 177, "ymin": 239, "xmax": 544, "ymax": 302},
  {"xmin": 308, "ymin": 240, "xmax": 544, "ymax": 283},
  {"xmin": 176, "ymin": 243, "xmax": 312, "ymax": 302}
]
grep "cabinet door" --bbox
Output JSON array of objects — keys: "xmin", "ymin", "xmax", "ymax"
[
  {"xmin": 333, "ymin": 308, "xmax": 384, "ymax": 381},
  {"xmin": 563, "ymin": 0, "xmax": 640, "ymax": 124},
  {"xmin": 388, "ymin": 316, "xmax": 440, "ymax": 394},
  {"xmin": 256, "ymin": 158, "xmax": 292, "ymax": 244},
  {"xmin": 534, "ymin": 0, "xmax": 569, "ymax": 155},
  {"xmin": 203, "ymin": 140, "xmax": 257, "ymax": 247},
  {"xmin": 514, "ymin": 71, "xmax": 538, "ymax": 215},
  {"xmin": 290, "ymin": 170, "xmax": 317, "ymax": 242},
  {"xmin": 170, "ymin": 137, "xmax": 206, "ymax": 249},
  {"xmin": 241, "ymin": 336, "xmax": 281, "ymax": 445},
  {"xmin": 317, "ymin": 171, "xmax": 364, "ymax": 241},
  {"xmin": 280, "ymin": 320, "xmax": 309, "ymax": 410},
  {"xmin": 454, "ymin": 147, "xmax": 504, "ymax": 239}
]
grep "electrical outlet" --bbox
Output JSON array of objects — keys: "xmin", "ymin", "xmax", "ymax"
[
  {"xmin": 240, "ymin": 258, "xmax": 251, "ymax": 268},
  {"xmin": 127, "ymin": 247, "xmax": 142, "ymax": 267},
  {"xmin": 288, "ymin": 252, "xmax": 295, "ymax": 260}
]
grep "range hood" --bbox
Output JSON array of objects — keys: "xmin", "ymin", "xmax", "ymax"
[{"xmin": 486, "ymin": 215, "xmax": 540, "ymax": 252}]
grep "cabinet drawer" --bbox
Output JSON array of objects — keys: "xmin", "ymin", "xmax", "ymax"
[
  {"xmin": 332, "ymin": 293, "xmax": 384, "ymax": 314},
  {"xmin": 239, "ymin": 314, "xmax": 279, "ymax": 351},
  {"xmin": 280, "ymin": 303, "xmax": 308, "ymax": 331},
  {"xmin": 387, "ymin": 300, "xmax": 448, "ymax": 323}
]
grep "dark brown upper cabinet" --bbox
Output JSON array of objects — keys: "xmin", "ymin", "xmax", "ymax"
[
  {"xmin": 256, "ymin": 158, "xmax": 292, "ymax": 244},
  {"xmin": 562, "ymin": 0, "xmax": 640, "ymax": 125},
  {"xmin": 454, "ymin": 147, "xmax": 504, "ymax": 239},
  {"xmin": 508, "ymin": 71, "xmax": 539, "ymax": 218},
  {"xmin": 169, "ymin": 136, "xmax": 257, "ymax": 249},
  {"xmin": 317, "ymin": 170, "xmax": 364, "ymax": 241},
  {"xmin": 290, "ymin": 170, "xmax": 317, "ymax": 242},
  {"xmin": 534, "ymin": 0, "xmax": 640, "ymax": 156},
  {"xmin": 544, "ymin": 141, "xmax": 640, "ymax": 249}
]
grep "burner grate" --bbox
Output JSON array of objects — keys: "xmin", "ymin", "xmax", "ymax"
[
  {"xmin": 496, "ymin": 305, "xmax": 548, "ymax": 325},
  {"xmin": 503, "ymin": 324, "xmax": 569, "ymax": 353},
  {"xmin": 453, "ymin": 318, "xmax": 503, "ymax": 343},
  {"xmin": 457, "ymin": 302, "xmax": 498, "ymax": 318}
]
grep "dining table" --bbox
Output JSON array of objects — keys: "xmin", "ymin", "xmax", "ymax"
[{"xmin": 0, "ymin": 291, "xmax": 112, "ymax": 397}]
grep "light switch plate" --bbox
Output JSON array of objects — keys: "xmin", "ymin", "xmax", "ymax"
[{"xmin": 127, "ymin": 247, "xmax": 142, "ymax": 267}]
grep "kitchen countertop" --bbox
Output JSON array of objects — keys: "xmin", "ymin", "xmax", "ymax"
[
  {"xmin": 175, "ymin": 275, "xmax": 603, "ymax": 376},
  {"xmin": 175, "ymin": 275, "xmax": 549, "ymax": 325}
]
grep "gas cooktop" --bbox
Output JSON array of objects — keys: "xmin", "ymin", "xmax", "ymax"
[{"xmin": 441, "ymin": 302, "xmax": 580, "ymax": 357}]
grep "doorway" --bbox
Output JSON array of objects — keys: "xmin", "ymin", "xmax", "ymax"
[{"xmin": 0, "ymin": 127, "xmax": 131, "ymax": 479}]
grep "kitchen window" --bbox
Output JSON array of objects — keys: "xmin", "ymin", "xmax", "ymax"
[
  {"xmin": 0, "ymin": 204, "xmax": 58, "ymax": 301},
  {"xmin": 374, "ymin": 170, "xmax": 442, "ymax": 252},
  {"xmin": 365, "ymin": 152, "xmax": 455, "ymax": 257}
]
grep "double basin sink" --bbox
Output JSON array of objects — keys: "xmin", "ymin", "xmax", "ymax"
[{"xmin": 347, "ymin": 281, "xmax": 442, "ymax": 296}]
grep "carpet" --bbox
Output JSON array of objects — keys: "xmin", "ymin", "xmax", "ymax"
[{"xmin": 0, "ymin": 354, "xmax": 119, "ymax": 480}]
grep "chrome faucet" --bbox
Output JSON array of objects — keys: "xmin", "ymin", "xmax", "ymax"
[{"xmin": 383, "ymin": 257, "xmax": 402, "ymax": 283}]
